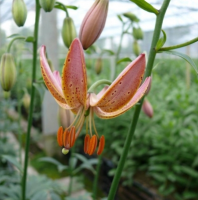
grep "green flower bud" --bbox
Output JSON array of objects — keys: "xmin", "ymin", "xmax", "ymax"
[
  {"xmin": 133, "ymin": 40, "xmax": 141, "ymax": 57},
  {"xmin": 22, "ymin": 92, "xmax": 30, "ymax": 111},
  {"xmin": 0, "ymin": 53, "xmax": 16, "ymax": 91},
  {"xmin": 39, "ymin": 0, "xmax": 55, "ymax": 12},
  {"xmin": 133, "ymin": 27, "xmax": 144, "ymax": 40},
  {"xmin": 95, "ymin": 58, "xmax": 102, "ymax": 75},
  {"xmin": 3, "ymin": 91, "xmax": 11, "ymax": 99},
  {"xmin": 12, "ymin": 0, "xmax": 27, "ymax": 27},
  {"xmin": 61, "ymin": 17, "xmax": 77, "ymax": 48},
  {"xmin": 123, "ymin": 12, "xmax": 139, "ymax": 22}
]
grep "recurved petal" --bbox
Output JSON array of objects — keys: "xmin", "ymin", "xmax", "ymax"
[
  {"xmin": 40, "ymin": 46, "xmax": 70, "ymax": 108},
  {"xmin": 94, "ymin": 77, "xmax": 151, "ymax": 119},
  {"xmin": 62, "ymin": 38, "xmax": 87, "ymax": 108},
  {"xmin": 92, "ymin": 54, "xmax": 146, "ymax": 112}
]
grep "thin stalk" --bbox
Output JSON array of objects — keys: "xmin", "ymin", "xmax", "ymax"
[
  {"xmin": 21, "ymin": 1, "xmax": 40, "ymax": 200},
  {"xmin": 92, "ymin": 154, "xmax": 102, "ymax": 200},
  {"xmin": 7, "ymin": 36, "xmax": 25, "ymax": 53},
  {"xmin": 107, "ymin": 1, "xmax": 171, "ymax": 200},
  {"xmin": 159, "ymin": 36, "xmax": 198, "ymax": 51},
  {"xmin": 17, "ymin": 99, "xmax": 22, "ymax": 165},
  {"xmin": 88, "ymin": 79, "xmax": 111, "ymax": 93},
  {"xmin": 68, "ymin": 146, "xmax": 75, "ymax": 196}
]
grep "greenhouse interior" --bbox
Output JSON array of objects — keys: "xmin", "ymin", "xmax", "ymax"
[{"xmin": 0, "ymin": 0, "xmax": 198, "ymax": 200}]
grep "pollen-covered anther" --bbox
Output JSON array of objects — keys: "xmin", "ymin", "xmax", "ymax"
[
  {"xmin": 63, "ymin": 126, "xmax": 76, "ymax": 149},
  {"xmin": 88, "ymin": 135, "xmax": 98, "ymax": 155},
  {"xmin": 97, "ymin": 135, "xmax": 105, "ymax": 155},
  {"xmin": 57, "ymin": 126, "xmax": 63, "ymax": 147},
  {"xmin": 84, "ymin": 134, "xmax": 90, "ymax": 154}
]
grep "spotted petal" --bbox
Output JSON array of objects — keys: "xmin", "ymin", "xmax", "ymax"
[
  {"xmin": 93, "ymin": 77, "xmax": 151, "ymax": 118},
  {"xmin": 40, "ymin": 46, "xmax": 70, "ymax": 109},
  {"xmin": 90, "ymin": 54, "xmax": 146, "ymax": 113},
  {"xmin": 62, "ymin": 38, "xmax": 87, "ymax": 109}
]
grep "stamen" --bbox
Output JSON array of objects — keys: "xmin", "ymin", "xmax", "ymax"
[
  {"xmin": 88, "ymin": 135, "xmax": 97, "ymax": 155},
  {"xmin": 57, "ymin": 126, "xmax": 63, "ymax": 146},
  {"xmin": 97, "ymin": 135, "xmax": 105, "ymax": 155},
  {"xmin": 63, "ymin": 129, "xmax": 70, "ymax": 149},
  {"xmin": 91, "ymin": 108, "xmax": 99, "ymax": 138},
  {"xmin": 84, "ymin": 134, "xmax": 90, "ymax": 154},
  {"xmin": 69, "ymin": 126, "xmax": 76, "ymax": 148}
]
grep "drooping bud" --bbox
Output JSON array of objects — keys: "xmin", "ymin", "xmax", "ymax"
[
  {"xmin": 12, "ymin": 0, "xmax": 27, "ymax": 27},
  {"xmin": 22, "ymin": 92, "xmax": 31, "ymax": 111},
  {"xmin": 0, "ymin": 53, "xmax": 16, "ymax": 91},
  {"xmin": 123, "ymin": 12, "xmax": 139, "ymax": 22},
  {"xmin": 79, "ymin": 0, "xmax": 109, "ymax": 50},
  {"xmin": 142, "ymin": 99, "xmax": 153, "ymax": 118},
  {"xmin": 61, "ymin": 17, "xmax": 77, "ymax": 49},
  {"xmin": 95, "ymin": 58, "xmax": 102, "ymax": 74},
  {"xmin": 39, "ymin": 0, "xmax": 55, "ymax": 12},
  {"xmin": 145, "ymin": 76, "xmax": 152, "ymax": 95},
  {"xmin": 3, "ymin": 91, "xmax": 11, "ymax": 99},
  {"xmin": 58, "ymin": 106, "xmax": 74, "ymax": 129},
  {"xmin": 133, "ymin": 40, "xmax": 141, "ymax": 56},
  {"xmin": 133, "ymin": 27, "xmax": 144, "ymax": 40}
]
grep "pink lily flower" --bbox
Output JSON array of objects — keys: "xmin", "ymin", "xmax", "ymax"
[{"xmin": 40, "ymin": 38, "xmax": 151, "ymax": 156}]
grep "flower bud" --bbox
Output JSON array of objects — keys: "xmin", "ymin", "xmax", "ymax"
[
  {"xmin": 145, "ymin": 76, "xmax": 152, "ymax": 95},
  {"xmin": 95, "ymin": 58, "xmax": 102, "ymax": 75},
  {"xmin": 61, "ymin": 17, "xmax": 77, "ymax": 49},
  {"xmin": 39, "ymin": 0, "xmax": 55, "ymax": 12},
  {"xmin": 133, "ymin": 40, "xmax": 141, "ymax": 56},
  {"xmin": 12, "ymin": 0, "xmax": 27, "ymax": 27},
  {"xmin": 58, "ymin": 107, "xmax": 74, "ymax": 129},
  {"xmin": 123, "ymin": 12, "xmax": 139, "ymax": 22},
  {"xmin": 79, "ymin": 0, "xmax": 109, "ymax": 50},
  {"xmin": 3, "ymin": 91, "xmax": 11, "ymax": 99},
  {"xmin": 142, "ymin": 99, "xmax": 153, "ymax": 118},
  {"xmin": 0, "ymin": 53, "xmax": 16, "ymax": 91},
  {"xmin": 22, "ymin": 92, "xmax": 30, "ymax": 111},
  {"xmin": 133, "ymin": 27, "xmax": 144, "ymax": 40}
]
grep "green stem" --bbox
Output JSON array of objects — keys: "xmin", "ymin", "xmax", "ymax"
[
  {"xmin": 159, "ymin": 36, "xmax": 198, "ymax": 51},
  {"xmin": 68, "ymin": 146, "xmax": 75, "ymax": 196},
  {"xmin": 107, "ymin": 1, "xmax": 171, "ymax": 200},
  {"xmin": 7, "ymin": 36, "xmax": 25, "ymax": 53},
  {"xmin": 88, "ymin": 79, "xmax": 111, "ymax": 93},
  {"xmin": 92, "ymin": 154, "xmax": 102, "ymax": 200},
  {"xmin": 21, "ymin": 1, "xmax": 40, "ymax": 200}
]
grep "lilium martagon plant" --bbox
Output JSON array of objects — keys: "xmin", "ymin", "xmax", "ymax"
[{"xmin": 40, "ymin": 38, "xmax": 151, "ymax": 156}]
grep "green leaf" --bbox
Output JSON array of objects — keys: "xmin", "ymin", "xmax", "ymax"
[
  {"xmin": 38, "ymin": 157, "xmax": 68, "ymax": 173},
  {"xmin": 117, "ymin": 57, "xmax": 132, "ymax": 64},
  {"xmin": 155, "ymin": 29, "xmax": 166, "ymax": 51},
  {"xmin": 1, "ymin": 155, "xmax": 22, "ymax": 172},
  {"xmin": 117, "ymin": 14, "xmax": 123, "ymax": 22},
  {"xmin": 7, "ymin": 34, "xmax": 20, "ymax": 38},
  {"xmin": 25, "ymin": 36, "xmax": 35, "ymax": 43},
  {"xmin": 183, "ymin": 191, "xmax": 198, "ymax": 199},
  {"xmin": 180, "ymin": 166, "xmax": 198, "ymax": 178},
  {"xmin": 101, "ymin": 49, "xmax": 115, "ymax": 56},
  {"xmin": 163, "ymin": 50, "xmax": 198, "ymax": 74},
  {"xmin": 130, "ymin": 0, "xmax": 159, "ymax": 15}
]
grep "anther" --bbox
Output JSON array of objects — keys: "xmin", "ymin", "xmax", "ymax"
[
  {"xmin": 69, "ymin": 126, "xmax": 76, "ymax": 148},
  {"xmin": 84, "ymin": 134, "xmax": 90, "ymax": 154},
  {"xmin": 97, "ymin": 135, "xmax": 105, "ymax": 155},
  {"xmin": 57, "ymin": 126, "xmax": 63, "ymax": 147},
  {"xmin": 88, "ymin": 135, "xmax": 97, "ymax": 155},
  {"xmin": 63, "ymin": 129, "xmax": 71, "ymax": 149}
]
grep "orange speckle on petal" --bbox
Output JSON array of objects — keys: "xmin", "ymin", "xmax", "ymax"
[{"xmin": 97, "ymin": 135, "xmax": 105, "ymax": 155}]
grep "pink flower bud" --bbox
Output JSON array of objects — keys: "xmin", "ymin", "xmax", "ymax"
[
  {"xmin": 79, "ymin": 0, "xmax": 109, "ymax": 50},
  {"xmin": 142, "ymin": 99, "xmax": 153, "ymax": 118}
]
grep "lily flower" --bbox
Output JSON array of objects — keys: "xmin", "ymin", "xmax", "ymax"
[{"xmin": 40, "ymin": 38, "xmax": 151, "ymax": 156}]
